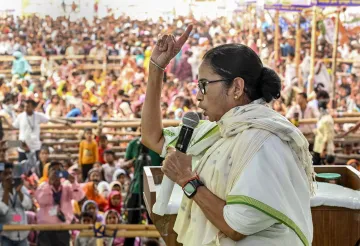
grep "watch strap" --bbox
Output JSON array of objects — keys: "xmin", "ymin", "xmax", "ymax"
[
  {"xmin": 183, "ymin": 178, "xmax": 204, "ymax": 198},
  {"xmin": 181, "ymin": 173, "xmax": 200, "ymax": 189}
]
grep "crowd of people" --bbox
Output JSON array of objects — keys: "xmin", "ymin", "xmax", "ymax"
[{"xmin": 0, "ymin": 10, "xmax": 359, "ymax": 246}]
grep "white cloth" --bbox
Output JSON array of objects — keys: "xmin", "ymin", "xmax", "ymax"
[
  {"xmin": 311, "ymin": 182, "xmax": 360, "ymax": 209},
  {"xmin": 300, "ymin": 55, "xmax": 311, "ymax": 81},
  {"xmin": 223, "ymin": 135, "xmax": 312, "ymax": 246},
  {"xmin": 155, "ymin": 184, "xmax": 183, "ymax": 214},
  {"xmin": 313, "ymin": 114, "xmax": 335, "ymax": 155},
  {"xmin": 285, "ymin": 63, "xmax": 296, "ymax": 87},
  {"xmin": 314, "ymin": 62, "xmax": 331, "ymax": 95},
  {"xmin": 13, "ymin": 112, "xmax": 49, "ymax": 151},
  {"xmin": 160, "ymin": 99, "xmax": 314, "ymax": 246}
]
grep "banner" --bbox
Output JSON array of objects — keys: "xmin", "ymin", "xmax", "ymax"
[
  {"xmin": 264, "ymin": 0, "xmax": 311, "ymax": 12},
  {"xmin": 237, "ymin": 0, "xmax": 257, "ymax": 5},
  {"xmin": 313, "ymin": 0, "xmax": 360, "ymax": 6},
  {"xmin": 323, "ymin": 17, "xmax": 349, "ymax": 45}
]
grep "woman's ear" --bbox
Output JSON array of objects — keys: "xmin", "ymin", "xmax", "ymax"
[{"xmin": 232, "ymin": 77, "xmax": 245, "ymax": 99}]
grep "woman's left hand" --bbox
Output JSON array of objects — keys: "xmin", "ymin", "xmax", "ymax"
[{"xmin": 162, "ymin": 147, "xmax": 195, "ymax": 187}]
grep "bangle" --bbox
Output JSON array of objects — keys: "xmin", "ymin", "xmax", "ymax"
[
  {"xmin": 150, "ymin": 59, "xmax": 165, "ymax": 71},
  {"xmin": 181, "ymin": 172, "xmax": 200, "ymax": 189}
]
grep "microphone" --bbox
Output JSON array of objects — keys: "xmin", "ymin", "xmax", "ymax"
[
  {"xmin": 175, "ymin": 112, "xmax": 200, "ymax": 152},
  {"xmin": 152, "ymin": 112, "xmax": 200, "ymax": 216}
]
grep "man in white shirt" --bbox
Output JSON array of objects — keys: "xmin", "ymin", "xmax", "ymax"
[
  {"xmin": 286, "ymin": 92, "xmax": 320, "ymax": 135},
  {"xmin": 11, "ymin": 99, "xmax": 69, "ymax": 162},
  {"xmin": 0, "ymin": 162, "xmax": 32, "ymax": 246}
]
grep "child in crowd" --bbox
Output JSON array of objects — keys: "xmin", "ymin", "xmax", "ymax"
[
  {"xmin": 103, "ymin": 209, "xmax": 125, "ymax": 246},
  {"xmin": 79, "ymin": 128, "xmax": 99, "ymax": 180},
  {"xmin": 113, "ymin": 169, "xmax": 129, "ymax": 199},
  {"xmin": 87, "ymin": 167, "xmax": 102, "ymax": 184},
  {"xmin": 74, "ymin": 212, "xmax": 97, "ymax": 246},
  {"xmin": 105, "ymin": 191, "xmax": 122, "ymax": 215},
  {"xmin": 102, "ymin": 150, "xmax": 122, "ymax": 182},
  {"xmin": 98, "ymin": 135, "xmax": 108, "ymax": 164},
  {"xmin": 81, "ymin": 200, "xmax": 104, "ymax": 223},
  {"xmin": 110, "ymin": 181, "xmax": 122, "ymax": 193},
  {"xmin": 35, "ymin": 146, "xmax": 50, "ymax": 178}
]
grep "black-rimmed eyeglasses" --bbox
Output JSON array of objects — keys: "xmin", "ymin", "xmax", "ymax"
[{"xmin": 197, "ymin": 78, "xmax": 232, "ymax": 95}]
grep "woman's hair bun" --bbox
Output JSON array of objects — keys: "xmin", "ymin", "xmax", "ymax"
[
  {"xmin": 258, "ymin": 67, "xmax": 281, "ymax": 103},
  {"xmin": 203, "ymin": 44, "xmax": 281, "ymax": 103}
]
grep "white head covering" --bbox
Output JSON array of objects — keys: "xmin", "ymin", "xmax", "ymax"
[
  {"xmin": 112, "ymin": 169, "xmax": 127, "ymax": 181},
  {"xmin": 97, "ymin": 181, "xmax": 111, "ymax": 199}
]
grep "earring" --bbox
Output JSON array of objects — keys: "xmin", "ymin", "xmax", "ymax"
[{"xmin": 234, "ymin": 95, "xmax": 238, "ymax": 100}]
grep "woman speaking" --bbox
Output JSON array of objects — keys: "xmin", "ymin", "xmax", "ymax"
[{"xmin": 141, "ymin": 25, "xmax": 313, "ymax": 246}]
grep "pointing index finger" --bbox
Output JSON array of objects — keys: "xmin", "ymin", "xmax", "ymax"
[{"xmin": 176, "ymin": 25, "xmax": 193, "ymax": 48}]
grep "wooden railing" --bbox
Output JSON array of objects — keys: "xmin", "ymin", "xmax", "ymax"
[
  {"xmin": 1, "ymin": 54, "xmax": 358, "ymax": 78},
  {"xmin": 3, "ymin": 117, "xmax": 359, "ymax": 162},
  {"xmin": 0, "ymin": 55, "xmax": 122, "ymax": 62},
  {"xmin": 0, "ymin": 54, "xmax": 123, "ymax": 76},
  {"xmin": 3, "ymin": 118, "xmax": 359, "ymax": 132},
  {"xmin": 0, "ymin": 224, "xmax": 160, "ymax": 238}
]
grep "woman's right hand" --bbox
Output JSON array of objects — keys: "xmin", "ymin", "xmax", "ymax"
[{"xmin": 151, "ymin": 25, "xmax": 193, "ymax": 68}]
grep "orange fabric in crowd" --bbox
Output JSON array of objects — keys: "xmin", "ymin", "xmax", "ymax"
[
  {"xmin": 38, "ymin": 163, "xmax": 50, "ymax": 184},
  {"xmin": 82, "ymin": 182, "xmax": 108, "ymax": 211}
]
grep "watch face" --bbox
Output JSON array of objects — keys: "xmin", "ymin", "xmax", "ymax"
[{"xmin": 184, "ymin": 183, "xmax": 196, "ymax": 196}]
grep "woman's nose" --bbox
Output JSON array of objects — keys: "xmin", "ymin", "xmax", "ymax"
[{"xmin": 196, "ymin": 90, "xmax": 203, "ymax": 101}]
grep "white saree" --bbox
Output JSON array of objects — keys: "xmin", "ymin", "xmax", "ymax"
[{"xmin": 159, "ymin": 99, "xmax": 314, "ymax": 246}]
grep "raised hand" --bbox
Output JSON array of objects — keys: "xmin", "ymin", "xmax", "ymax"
[{"xmin": 151, "ymin": 25, "xmax": 193, "ymax": 69}]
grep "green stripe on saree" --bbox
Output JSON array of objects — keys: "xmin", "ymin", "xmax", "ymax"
[{"xmin": 227, "ymin": 195, "xmax": 309, "ymax": 246}]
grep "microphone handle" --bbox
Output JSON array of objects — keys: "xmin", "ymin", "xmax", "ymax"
[{"xmin": 175, "ymin": 126, "xmax": 194, "ymax": 153}]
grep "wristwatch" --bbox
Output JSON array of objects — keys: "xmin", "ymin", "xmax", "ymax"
[{"xmin": 183, "ymin": 178, "xmax": 204, "ymax": 199}]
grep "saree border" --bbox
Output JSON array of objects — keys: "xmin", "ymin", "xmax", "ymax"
[{"xmin": 226, "ymin": 195, "xmax": 309, "ymax": 246}]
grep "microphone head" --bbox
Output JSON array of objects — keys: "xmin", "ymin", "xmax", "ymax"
[{"xmin": 182, "ymin": 112, "xmax": 200, "ymax": 129}]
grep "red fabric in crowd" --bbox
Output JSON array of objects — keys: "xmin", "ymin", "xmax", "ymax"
[{"xmin": 105, "ymin": 191, "xmax": 122, "ymax": 214}]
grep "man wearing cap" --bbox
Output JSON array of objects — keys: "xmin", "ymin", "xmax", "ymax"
[{"xmin": 35, "ymin": 162, "xmax": 84, "ymax": 246}]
